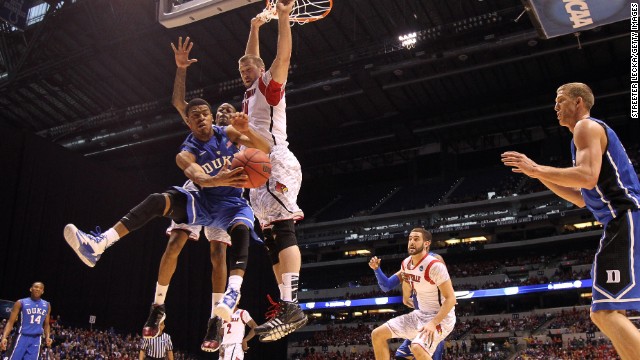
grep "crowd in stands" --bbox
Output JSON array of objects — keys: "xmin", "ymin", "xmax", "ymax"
[
  {"xmin": 0, "ymin": 318, "xmax": 197, "ymax": 360},
  {"xmin": 468, "ymin": 314, "xmax": 547, "ymax": 335},
  {"xmin": 296, "ymin": 324, "xmax": 374, "ymax": 347},
  {"xmin": 291, "ymin": 347, "xmax": 375, "ymax": 360},
  {"xmin": 516, "ymin": 337, "xmax": 619, "ymax": 360},
  {"xmin": 547, "ymin": 308, "xmax": 601, "ymax": 334},
  {"xmin": 302, "ymin": 248, "xmax": 595, "ymax": 297}
]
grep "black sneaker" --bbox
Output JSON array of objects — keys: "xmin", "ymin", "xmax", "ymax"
[
  {"xmin": 201, "ymin": 317, "xmax": 222, "ymax": 352},
  {"xmin": 255, "ymin": 295, "xmax": 307, "ymax": 342},
  {"xmin": 142, "ymin": 303, "xmax": 166, "ymax": 338}
]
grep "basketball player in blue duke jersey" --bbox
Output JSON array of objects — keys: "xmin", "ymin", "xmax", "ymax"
[
  {"xmin": 0, "ymin": 282, "xmax": 51, "ymax": 360},
  {"xmin": 154, "ymin": 36, "xmax": 240, "ymax": 353},
  {"xmin": 63, "ymin": 99, "xmax": 271, "ymax": 338},
  {"xmin": 369, "ymin": 256, "xmax": 445, "ymax": 360},
  {"xmin": 502, "ymin": 82, "xmax": 640, "ymax": 360}
]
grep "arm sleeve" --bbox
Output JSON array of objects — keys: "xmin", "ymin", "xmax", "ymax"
[{"xmin": 374, "ymin": 267, "xmax": 400, "ymax": 292}]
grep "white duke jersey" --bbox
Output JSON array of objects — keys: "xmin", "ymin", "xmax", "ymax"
[
  {"xmin": 242, "ymin": 70, "xmax": 288, "ymax": 148},
  {"xmin": 401, "ymin": 253, "xmax": 454, "ymax": 315},
  {"xmin": 222, "ymin": 309, "xmax": 252, "ymax": 344}
]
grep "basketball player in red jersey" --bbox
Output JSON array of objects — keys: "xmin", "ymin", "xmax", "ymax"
[
  {"xmin": 371, "ymin": 228, "xmax": 456, "ymax": 360},
  {"xmin": 238, "ymin": 0, "xmax": 307, "ymax": 342}
]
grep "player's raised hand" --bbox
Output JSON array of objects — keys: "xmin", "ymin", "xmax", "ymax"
[
  {"xmin": 368, "ymin": 256, "xmax": 381, "ymax": 270},
  {"xmin": 276, "ymin": 0, "xmax": 295, "ymax": 15},
  {"xmin": 171, "ymin": 36, "xmax": 198, "ymax": 69},
  {"xmin": 230, "ymin": 112, "xmax": 250, "ymax": 133},
  {"xmin": 251, "ymin": 15, "xmax": 266, "ymax": 28}
]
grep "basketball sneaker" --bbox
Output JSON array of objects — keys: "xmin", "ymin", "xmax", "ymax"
[
  {"xmin": 63, "ymin": 224, "xmax": 106, "ymax": 267},
  {"xmin": 256, "ymin": 295, "xmax": 307, "ymax": 342},
  {"xmin": 214, "ymin": 289, "xmax": 240, "ymax": 322},
  {"xmin": 200, "ymin": 316, "xmax": 223, "ymax": 352},
  {"xmin": 142, "ymin": 303, "xmax": 166, "ymax": 339}
]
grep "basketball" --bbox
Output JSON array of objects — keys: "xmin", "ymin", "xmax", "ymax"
[{"xmin": 231, "ymin": 148, "xmax": 272, "ymax": 188}]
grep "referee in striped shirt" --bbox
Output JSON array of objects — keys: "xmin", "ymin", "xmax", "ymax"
[{"xmin": 139, "ymin": 320, "xmax": 174, "ymax": 360}]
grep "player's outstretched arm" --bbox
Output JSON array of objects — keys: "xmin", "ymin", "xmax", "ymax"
[
  {"xmin": 225, "ymin": 112, "xmax": 271, "ymax": 154},
  {"xmin": 170, "ymin": 37, "xmax": 198, "ymax": 125},
  {"xmin": 270, "ymin": 0, "xmax": 294, "ymax": 85},
  {"xmin": 502, "ymin": 119, "xmax": 604, "ymax": 207},
  {"xmin": 369, "ymin": 256, "xmax": 400, "ymax": 292},
  {"xmin": 245, "ymin": 16, "xmax": 265, "ymax": 57},
  {"xmin": 501, "ymin": 150, "xmax": 586, "ymax": 207}
]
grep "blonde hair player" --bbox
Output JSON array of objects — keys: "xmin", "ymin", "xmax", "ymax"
[
  {"xmin": 238, "ymin": 0, "xmax": 307, "ymax": 342},
  {"xmin": 502, "ymin": 82, "xmax": 640, "ymax": 360}
]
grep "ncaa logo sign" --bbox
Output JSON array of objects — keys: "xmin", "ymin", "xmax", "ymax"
[
  {"xmin": 526, "ymin": 0, "xmax": 629, "ymax": 39},
  {"xmin": 0, "ymin": 300, "xmax": 15, "ymax": 319}
]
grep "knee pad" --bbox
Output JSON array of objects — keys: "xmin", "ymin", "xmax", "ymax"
[
  {"xmin": 263, "ymin": 228, "xmax": 280, "ymax": 265},
  {"xmin": 120, "ymin": 193, "xmax": 167, "ymax": 231},
  {"xmin": 273, "ymin": 220, "xmax": 298, "ymax": 252},
  {"xmin": 164, "ymin": 189, "xmax": 187, "ymax": 223},
  {"xmin": 228, "ymin": 225, "xmax": 250, "ymax": 271}
]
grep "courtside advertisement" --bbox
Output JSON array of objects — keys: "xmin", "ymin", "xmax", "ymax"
[{"xmin": 632, "ymin": 1, "xmax": 638, "ymax": 119}]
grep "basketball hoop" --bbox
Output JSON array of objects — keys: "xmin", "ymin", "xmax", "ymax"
[{"xmin": 256, "ymin": 0, "xmax": 332, "ymax": 25}]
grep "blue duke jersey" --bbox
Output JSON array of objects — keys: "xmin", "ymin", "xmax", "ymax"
[
  {"xmin": 174, "ymin": 125, "xmax": 257, "ymax": 232},
  {"xmin": 571, "ymin": 118, "xmax": 640, "ymax": 224},
  {"xmin": 571, "ymin": 118, "xmax": 640, "ymax": 311},
  {"xmin": 179, "ymin": 125, "xmax": 242, "ymax": 198},
  {"xmin": 18, "ymin": 297, "xmax": 49, "ymax": 335}
]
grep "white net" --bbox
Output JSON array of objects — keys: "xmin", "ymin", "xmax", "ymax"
[{"xmin": 256, "ymin": 0, "xmax": 332, "ymax": 25}]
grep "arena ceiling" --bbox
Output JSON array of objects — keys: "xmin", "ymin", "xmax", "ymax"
[{"xmin": 0, "ymin": 0, "xmax": 632, "ymax": 180}]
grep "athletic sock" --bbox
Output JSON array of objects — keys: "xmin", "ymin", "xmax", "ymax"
[
  {"xmin": 228, "ymin": 275, "xmax": 243, "ymax": 292},
  {"xmin": 278, "ymin": 283, "xmax": 285, "ymax": 300},
  {"xmin": 154, "ymin": 283, "xmax": 169, "ymax": 305},
  {"xmin": 212, "ymin": 293, "xmax": 223, "ymax": 318},
  {"xmin": 103, "ymin": 228, "xmax": 120, "ymax": 250},
  {"xmin": 282, "ymin": 273, "xmax": 299, "ymax": 303}
]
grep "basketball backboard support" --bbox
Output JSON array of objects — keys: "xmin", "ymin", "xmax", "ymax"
[{"xmin": 158, "ymin": 0, "xmax": 262, "ymax": 28}]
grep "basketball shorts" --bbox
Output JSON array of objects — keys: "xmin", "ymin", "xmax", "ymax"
[
  {"xmin": 171, "ymin": 184, "xmax": 257, "ymax": 239},
  {"xmin": 249, "ymin": 145, "xmax": 304, "ymax": 227},
  {"xmin": 166, "ymin": 222, "xmax": 231, "ymax": 245},
  {"xmin": 385, "ymin": 310, "xmax": 455, "ymax": 357},
  {"xmin": 5, "ymin": 334, "xmax": 42, "ymax": 360},
  {"xmin": 221, "ymin": 343, "xmax": 244, "ymax": 360},
  {"xmin": 591, "ymin": 209, "xmax": 640, "ymax": 311},
  {"xmin": 166, "ymin": 181, "xmax": 233, "ymax": 244}
]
